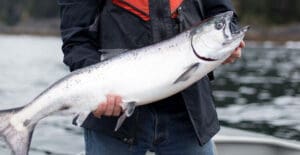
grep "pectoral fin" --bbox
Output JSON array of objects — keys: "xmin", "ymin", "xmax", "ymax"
[
  {"xmin": 115, "ymin": 113, "xmax": 127, "ymax": 132},
  {"xmin": 114, "ymin": 101, "xmax": 136, "ymax": 131},
  {"xmin": 173, "ymin": 63, "xmax": 200, "ymax": 84}
]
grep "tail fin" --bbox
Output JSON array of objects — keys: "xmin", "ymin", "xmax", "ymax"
[{"xmin": 0, "ymin": 107, "xmax": 35, "ymax": 155}]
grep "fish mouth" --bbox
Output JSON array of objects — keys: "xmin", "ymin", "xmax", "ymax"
[
  {"xmin": 233, "ymin": 25, "xmax": 249, "ymax": 38},
  {"xmin": 223, "ymin": 25, "xmax": 250, "ymax": 45}
]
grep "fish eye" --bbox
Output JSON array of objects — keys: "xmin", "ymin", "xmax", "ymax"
[{"xmin": 215, "ymin": 19, "xmax": 225, "ymax": 30}]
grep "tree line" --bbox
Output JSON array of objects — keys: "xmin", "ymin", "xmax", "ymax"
[
  {"xmin": 0, "ymin": 0, "xmax": 59, "ymax": 25},
  {"xmin": 233, "ymin": 0, "xmax": 300, "ymax": 25},
  {"xmin": 0, "ymin": 0, "xmax": 299, "ymax": 26}
]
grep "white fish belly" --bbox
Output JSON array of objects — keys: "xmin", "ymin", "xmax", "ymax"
[
  {"xmin": 90, "ymin": 42, "xmax": 213, "ymax": 106},
  {"xmin": 16, "ymin": 31, "xmax": 220, "ymax": 120}
]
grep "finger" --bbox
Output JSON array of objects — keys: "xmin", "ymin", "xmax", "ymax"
[
  {"xmin": 224, "ymin": 53, "xmax": 238, "ymax": 64},
  {"xmin": 93, "ymin": 103, "xmax": 107, "ymax": 118},
  {"xmin": 226, "ymin": 58, "xmax": 235, "ymax": 64},
  {"xmin": 223, "ymin": 45, "xmax": 243, "ymax": 64},
  {"xmin": 104, "ymin": 95, "xmax": 115, "ymax": 116},
  {"xmin": 222, "ymin": 55, "xmax": 235, "ymax": 64},
  {"xmin": 222, "ymin": 59, "xmax": 229, "ymax": 64},
  {"xmin": 222, "ymin": 58, "xmax": 233, "ymax": 64},
  {"xmin": 228, "ymin": 58, "xmax": 235, "ymax": 63},
  {"xmin": 240, "ymin": 40, "xmax": 246, "ymax": 48},
  {"xmin": 232, "ymin": 48, "xmax": 242, "ymax": 58},
  {"xmin": 112, "ymin": 96, "xmax": 122, "ymax": 116}
]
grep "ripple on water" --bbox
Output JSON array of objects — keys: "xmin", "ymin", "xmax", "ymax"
[
  {"xmin": 238, "ymin": 76, "xmax": 285, "ymax": 84},
  {"xmin": 213, "ymin": 90, "xmax": 240, "ymax": 99},
  {"xmin": 238, "ymin": 86, "xmax": 257, "ymax": 95},
  {"xmin": 273, "ymin": 96, "xmax": 300, "ymax": 106},
  {"xmin": 206, "ymin": 45, "xmax": 300, "ymax": 140},
  {"xmin": 257, "ymin": 91, "xmax": 271, "ymax": 100}
]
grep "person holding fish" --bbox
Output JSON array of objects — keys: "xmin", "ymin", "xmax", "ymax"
[{"xmin": 59, "ymin": 0, "xmax": 245, "ymax": 154}]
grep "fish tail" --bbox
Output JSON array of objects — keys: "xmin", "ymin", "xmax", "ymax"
[{"xmin": 0, "ymin": 107, "xmax": 35, "ymax": 155}]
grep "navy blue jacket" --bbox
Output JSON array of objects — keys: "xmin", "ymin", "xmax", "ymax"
[{"xmin": 58, "ymin": 0, "xmax": 237, "ymax": 145}]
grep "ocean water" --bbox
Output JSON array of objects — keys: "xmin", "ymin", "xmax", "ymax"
[
  {"xmin": 0, "ymin": 35, "xmax": 82, "ymax": 155},
  {"xmin": 214, "ymin": 42, "xmax": 300, "ymax": 140},
  {"xmin": 0, "ymin": 35, "xmax": 299, "ymax": 154}
]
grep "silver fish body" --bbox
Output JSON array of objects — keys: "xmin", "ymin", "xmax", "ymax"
[{"xmin": 0, "ymin": 11, "xmax": 248, "ymax": 155}]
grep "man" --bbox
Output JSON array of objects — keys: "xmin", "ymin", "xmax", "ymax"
[{"xmin": 58, "ymin": 0, "xmax": 245, "ymax": 154}]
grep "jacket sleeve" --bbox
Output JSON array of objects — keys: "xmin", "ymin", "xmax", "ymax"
[
  {"xmin": 58, "ymin": 0, "xmax": 101, "ymax": 71},
  {"xmin": 202, "ymin": 0, "xmax": 236, "ymax": 17},
  {"xmin": 202, "ymin": 0, "xmax": 239, "ymax": 29}
]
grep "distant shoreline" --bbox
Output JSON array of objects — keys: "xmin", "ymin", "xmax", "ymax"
[
  {"xmin": 0, "ymin": 18, "xmax": 60, "ymax": 36},
  {"xmin": 1, "ymin": 18, "xmax": 299, "ymax": 42},
  {"xmin": 245, "ymin": 24, "xmax": 300, "ymax": 42}
]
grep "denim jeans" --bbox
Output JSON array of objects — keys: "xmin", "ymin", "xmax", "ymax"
[{"xmin": 84, "ymin": 102, "xmax": 215, "ymax": 155}]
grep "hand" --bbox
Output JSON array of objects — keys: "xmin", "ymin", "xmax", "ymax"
[
  {"xmin": 93, "ymin": 94, "xmax": 123, "ymax": 118},
  {"xmin": 222, "ymin": 40, "xmax": 245, "ymax": 64}
]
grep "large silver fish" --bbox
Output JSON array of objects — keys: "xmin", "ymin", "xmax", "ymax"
[{"xmin": 0, "ymin": 11, "xmax": 248, "ymax": 155}]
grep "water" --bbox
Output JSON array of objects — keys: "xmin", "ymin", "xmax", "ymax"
[
  {"xmin": 0, "ymin": 35, "xmax": 299, "ymax": 154},
  {"xmin": 0, "ymin": 35, "xmax": 83, "ymax": 155},
  {"xmin": 214, "ymin": 42, "xmax": 300, "ymax": 140}
]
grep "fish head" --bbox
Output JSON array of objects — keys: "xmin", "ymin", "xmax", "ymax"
[{"xmin": 190, "ymin": 11, "xmax": 249, "ymax": 62}]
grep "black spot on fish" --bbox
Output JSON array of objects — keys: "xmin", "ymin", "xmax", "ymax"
[
  {"xmin": 60, "ymin": 105, "xmax": 70, "ymax": 111},
  {"xmin": 23, "ymin": 119, "xmax": 31, "ymax": 127}
]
